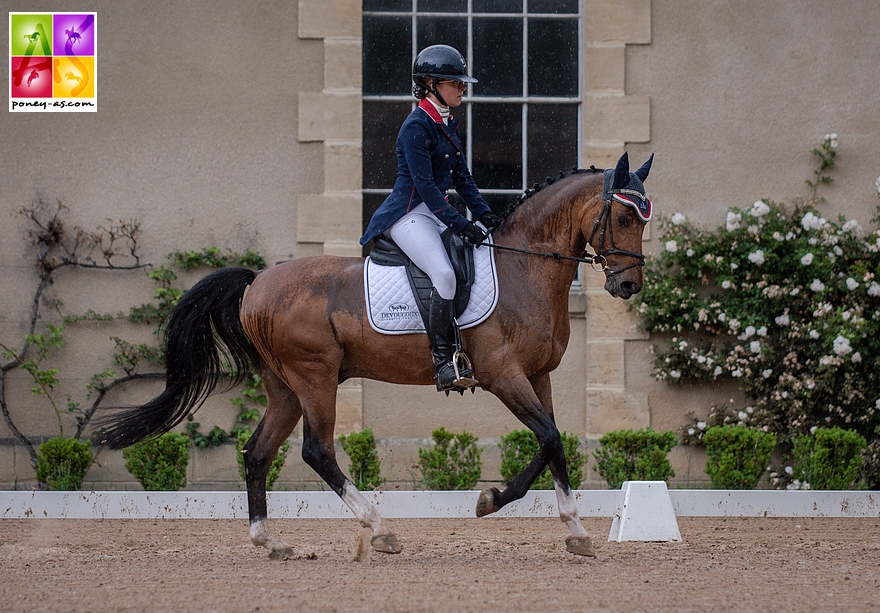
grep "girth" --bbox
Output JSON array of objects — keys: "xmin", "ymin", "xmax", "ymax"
[{"xmin": 369, "ymin": 229, "xmax": 475, "ymax": 330}]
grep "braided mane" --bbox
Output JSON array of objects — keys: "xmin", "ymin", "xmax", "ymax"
[{"xmin": 496, "ymin": 165, "xmax": 605, "ymax": 218}]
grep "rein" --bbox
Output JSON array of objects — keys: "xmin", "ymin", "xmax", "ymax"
[{"xmin": 478, "ymin": 194, "xmax": 646, "ymax": 278}]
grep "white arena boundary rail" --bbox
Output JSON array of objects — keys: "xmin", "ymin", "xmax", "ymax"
[{"xmin": 2, "ymin": 488, "xmax": 879, "ymax": 520}]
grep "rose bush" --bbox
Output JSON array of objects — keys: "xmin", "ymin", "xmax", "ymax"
[{"xmin": 634, "ymin": 136, "xmax": 880, "ymax": 487}]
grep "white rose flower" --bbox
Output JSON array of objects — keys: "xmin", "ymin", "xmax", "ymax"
[
  {"xmin": 757, "ymin": 326, "xmax": 768, "ymax": 337},
  {"xmin": 846, "ymin": 277, "xmax": 860, "ymax": 291},
  {"xmin": 750, "ymin": 200, "xmax": 770, "ymax": 217},
  {"xmin": 714, "ymin": 366, "xmax": 723, "ymax": 376},
  {"xmin": 737, "ymin": 411, "xmax": 748, "ymax": 421},
  {"xmin": 772, "ymin": 231, "xmax": 784, "ymax": 241},
  {"xmin": 665, "ymin": 240, "xmax": 678, "ymax": 253},
  {"xmin": 842, "ymin": 219, "xmax": 861, "ymax": 234},
  {"xmin": 748, "ymin": 250, "xmax": 765, "ymax": 265},
  {"xmin": 811, "ymin": 425, "xmax": 818, "ymax": 434},
  {"xmin": 875, "ymin": 175, "xmax": 880, "ymax": 195},
  {"xmin": 732, "ymin": 369, "xmax": 743, "ymax": 378},
  {"xmin": 833, "ymin": 335, "xmax": 852, "ymax": 356},
  {"xmin": 762, "ymin": 369, "xmax": 773, "ymax": 378},
  {"xmin": 800, "ymin": 253, "xmax": 814, "ymax": 266},
  {"xmin": 688, "ymin": 428, "xmax": 695, "ymax": 435},
  {"xmin": 670, "ymin": 370, "xmax": 682, "ymax": 379},
  {"xmin": 671, "ymin": 212, "xmax": 686, "ymax": 225},
  {"xmin": 718, "ymin": 313, "xmax": 727, "ymax": 322},
  {"xmin": 790, "ymin": 287, "xmax": 800, "ymax": 296},
  {"xmin": 726, "ymin": 211, "xmax": 742, "ymax": 232},
  {"xmin": 810, "ymin": 279, "xmax": 825, "ymax": 292},
  {"xmin": 697, "ymin": 421, "xmax": 707, "ymax": 430},
  {"xmin": 730, "ymin": 263, "xmax": 739, "ymax": 270},
  {"xmin": 775, "ymin": 313, "xmax": 790, "ymax": 326},
  {"xmin": 875, "ymin": 398, "xmax": 880, "ymax": 410},
  {"xmin": 722, "ymin": 280, "xmax": 732, "ymax": 289},
  {"xmin": 809, "ymin": 329, "xmax": 820, "ymax": 339},
  {"xmin": 686, "ymin": 248, "xmax": 695, "ymax": 257},
  {"xmin": 852, "ymin": 352, "xmax": 862, "ymax": 363},
  {"xmin": 868, "ymin": 282, "xmax": 880, "ymax": 297},
  {"xmin": 750, "ymin": 340, "xmax": 761, "ymax": 354}
]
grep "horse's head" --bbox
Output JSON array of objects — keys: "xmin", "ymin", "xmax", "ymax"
[{"xmin": 587, "ymin": 152, "xmax": 653, "ymax": 300}]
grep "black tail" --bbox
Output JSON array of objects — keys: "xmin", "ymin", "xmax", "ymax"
[{"xmin": 98, "ymin": 267, "xmax": 260, "ymax": 448}]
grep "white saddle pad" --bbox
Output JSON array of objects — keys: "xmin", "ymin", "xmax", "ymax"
[{"xmin": 364, "ymin": 238, "xmax": 499, "ymax": 335}]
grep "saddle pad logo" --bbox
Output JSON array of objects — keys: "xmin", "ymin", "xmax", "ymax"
[{"xmin": 9, "ymin": 12, "xmax": 97, "ymax": 112}]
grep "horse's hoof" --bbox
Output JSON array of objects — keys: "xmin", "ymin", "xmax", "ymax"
[
  {"xmin": 370, "ymin": 533, "xmax": 402, "ymax": 554},
  {"xmin": 565, "ymin": 536, "xmax": 596, "ymax": 558},
  {"xmin": 268, "ymin": 545, "xmax": 295, "ymax": 560},
  {"xmin": 476, "ymin": 487, "xmax": 501, "ymax": 517}
]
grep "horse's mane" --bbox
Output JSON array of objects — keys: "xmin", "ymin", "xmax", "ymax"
[{"xmin": 495, "ymin": 166, "xmax": 605, "ymax": 219}]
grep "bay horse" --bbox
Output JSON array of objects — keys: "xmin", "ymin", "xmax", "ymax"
[{"xmin": 99, "ymin": 151, "xmax": 653, "ymax": 559}]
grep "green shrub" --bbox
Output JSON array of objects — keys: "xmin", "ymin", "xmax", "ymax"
[
  {"xmin": 235, "ymin": 429, "xmax": 291, "ymax": 490},
  {"xmin": 792, "ymin": 427, "xmax": 866, "ymax": 490},
  {"xmin": 592, "ymin": 428, "xmax": 676, "ymax": 490},
  {"xmin": 36, "ymin": 437, "xmax": 93, "ymax": 490},
  {"xmin": 703, "ymin": 425, "xmax": 776, "ymax": 489},
  {"xmin": 499, "ymin": 429, "xmax": 585, "ymax": 490},
  {"xmin": 418, "ymin": 427, "xmax": 482, "ymax": 490},
  {"xmin": 339, "ymin": 428, "xmax": 384, "ymax": 491},
  {"xmin": 122, "ymin": 432, "xmax": 190, "ymax": 491}
]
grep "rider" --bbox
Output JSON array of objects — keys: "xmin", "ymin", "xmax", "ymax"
[{"xmin": 360, "ymin": 44, "xmax": 504, "ymax": 393}]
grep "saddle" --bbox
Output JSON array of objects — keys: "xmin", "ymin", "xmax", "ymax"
[{"xmin": 369, "ymin": 229, "xmax": 475, "ymax": 331}]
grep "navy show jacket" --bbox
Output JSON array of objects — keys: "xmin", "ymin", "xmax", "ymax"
[{"xmin": 360, "ymin": 98, "xmax": 491, "ymax": 246}]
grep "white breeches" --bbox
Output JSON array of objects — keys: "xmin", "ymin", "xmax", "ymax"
[{"xmin": 388, "ymin": 203, "xmax": 457, "ymax": 300}]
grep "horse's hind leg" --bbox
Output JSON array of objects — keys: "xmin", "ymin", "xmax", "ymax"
[
  {"xmin": 298, "ymin": 385, "xmax": 401, "ymax": 555},
  {"xmin": 245, "ymin": 365, "xmax": 302, "ymax": 559}
]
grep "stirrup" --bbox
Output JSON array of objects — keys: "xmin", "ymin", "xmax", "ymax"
[{"xmin": 451, "ymin": 350, "xmax": 478, "ymax": 389}]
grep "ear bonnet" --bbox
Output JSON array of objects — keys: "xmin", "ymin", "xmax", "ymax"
[{"xmin": 602, "ymin": 153, "xmax": 654, "ymax": 222}]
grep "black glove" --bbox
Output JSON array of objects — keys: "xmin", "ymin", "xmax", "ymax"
[
  {"xmin": 479, "ymin": 211, "xmax": 504, "ymax": 234},
  {"xmin": 460, "ymin": 221, "xmax": 487, "ymax": 246}
]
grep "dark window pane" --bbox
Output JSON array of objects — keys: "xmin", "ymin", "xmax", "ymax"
[
  {"xmin": 474, "ymin": 0, "xmax": 522, "ymax": 12},
  {"xmin": 363, "ymin": 16, "xmax": 412, "ymax": 95},
  {"xmin": 363, "ymin": 101, "xmax": 413, "ymax": 189},
  {"xmin": 419, "ymin": 0, "xmax": 467, "ymax": 12},
  {"xmin": 482, "ymin": 193, "xmax": 521, "ymax": 217},
  {"xmin": 473, "ymin": 18, "xmax": 523, "ymax": 96},
  {"xmin": 528, "ymin": 18, "xmax": 578, "ymax": 96},
  {"xmin": 472, "ymin": 103, "xmax": 522, "ymax": 189},
  {"xmin": 416, "ymin": 17, "xmax": 467, "ymax": 56},
  {"xmin": 527, "ymin": 104, "xmax": 578, "ymax": 184},
  {"xmin": 364, "ymin": 0, "xmax": 410, "ymax": 10},
  {"xmin": 529, "ymin": 0, "xmax": 578, "ymax": 13}
]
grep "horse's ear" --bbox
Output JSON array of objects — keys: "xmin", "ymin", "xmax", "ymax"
[
  {"xmin": 635, "ymin": 153, "xmax": 654, "ymax": 182},
  {"xmin": 612, "ymin": 152, "xmax": 630, "ymax": 189}
]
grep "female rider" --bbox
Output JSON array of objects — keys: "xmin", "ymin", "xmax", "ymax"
[{"xmin": 360, "ymin": 44, "xmax": 503, "ymax": 393}]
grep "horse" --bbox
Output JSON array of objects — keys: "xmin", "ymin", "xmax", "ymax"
[
  {"xmin": 65, "ymin": 28, "xmax": 82, "ymax": 44},
  {"xmin": 65, "ymin": 71, "xmax": 83, "ymax": 85},
  {"xmin": 99, "ymin": 151, "xmax": 653, "ymax": 560}
]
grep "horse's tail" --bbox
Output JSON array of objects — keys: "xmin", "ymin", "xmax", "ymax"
[{"xmin": 98, "ymin": 267, "xmax": 260, "ymax": 449}]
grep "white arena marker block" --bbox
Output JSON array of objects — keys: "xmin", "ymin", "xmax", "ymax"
[{"xmin": 608, "ymin": 481, "xmax": 682, "ymax": 542}]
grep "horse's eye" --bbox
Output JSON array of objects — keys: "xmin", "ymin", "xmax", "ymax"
[{"xmin": 617, "ymin": 214, "xmax": 632, "ymax": 228}]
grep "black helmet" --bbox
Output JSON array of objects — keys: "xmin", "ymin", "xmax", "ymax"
[{"xmin": 412, "ymin": 45, "xmax": 478, "ymax": 86}]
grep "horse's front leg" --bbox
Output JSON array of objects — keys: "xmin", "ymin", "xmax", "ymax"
[
  {"xmin": 298, "ymin": 385, "xmax": 401, "ymax": 557},
  {"xmin": 477, "ymin": 372, "xmax": 595, "ymax": 557},
  {"xmin": 533, "ymin": 373, "xmax": 595, "ymax": 557},
  {"xmin": 245, "ymin": 367, "xmax": 302, "ymax": 559}
]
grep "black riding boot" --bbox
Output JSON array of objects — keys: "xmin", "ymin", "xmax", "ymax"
[{"xmin": 428, "ymin": 290, "xmax": 477, "ymax": 392}]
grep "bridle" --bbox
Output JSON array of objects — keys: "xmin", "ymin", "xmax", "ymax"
[{"xmin": 477, "ymin": 187, "xmax": 648, "ymax": 279}]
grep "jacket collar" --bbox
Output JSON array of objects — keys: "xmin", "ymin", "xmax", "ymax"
[{"xmin": 418, "ymin": 98, "xmax": 450, "ymax": 124}]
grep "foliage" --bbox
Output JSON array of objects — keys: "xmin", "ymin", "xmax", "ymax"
[
  {"xmin": 235, "ymin": 429, "xmax": 290, "ymax": 491},
  {"xmin": 633, "ymin": 135, "xmax": 880, "ymax": 486},
  {"xmin": 703, "ymin": 425, "xmax": 777, "ymax": 489},
  {"xmin": 417, "ymin": 427, "xmax": 482, "ymax": 490},
  {"xmin": 122, "ymin": 432, "xmax": 190, "ymax": 491},
  {"xmin": 36, "ymin": 437, "xmax": 93, "ymax": 490},
  {"xmin": 788, "ymin": 426, "xmax": 866, "ymax": 490},
  {"xmin": 592, "ymin": 428, "xmax": 676, "ymax": 490},
  {"xmin": 499, "ymin": 429, "xmax": 585, "ymax": 490},
  {"xmin": 339, "ymin": 428, "xmax": 385, "ymax": 491}
]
